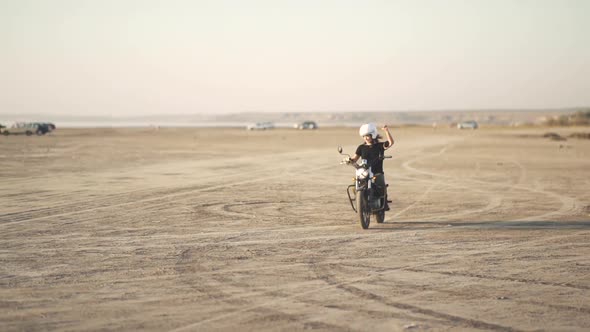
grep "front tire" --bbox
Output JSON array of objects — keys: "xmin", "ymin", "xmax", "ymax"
[{"xmin": 356, "ymin": 191, "xmax": 370, "ymax": 229}]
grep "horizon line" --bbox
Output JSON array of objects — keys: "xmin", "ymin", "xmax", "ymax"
[{"xmin": 2, "ymin": 106, "xmax": 588, "ymax": 118}]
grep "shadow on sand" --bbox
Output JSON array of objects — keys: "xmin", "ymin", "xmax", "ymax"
[{"xmin": 368, "ymin": 220, "xmax": 590, "ymax": 230}]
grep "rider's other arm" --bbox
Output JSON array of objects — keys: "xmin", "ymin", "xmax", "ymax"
[
  {"xmin": 350, "ymin": 154, "xmax": 360, "ymax": 163},
  {"xmin": 382, "ymin": 125, "xmax": 394, "ymax": 149}
]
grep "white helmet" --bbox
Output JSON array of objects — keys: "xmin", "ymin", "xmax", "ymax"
[{"xmin": 359, "ymin": 123, "xmax": 377, "ymax": 139}]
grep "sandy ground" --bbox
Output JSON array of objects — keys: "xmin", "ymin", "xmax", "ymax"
[{"xmin": 1, "ymin": 126, "xmax": 589, "ymax": 331}]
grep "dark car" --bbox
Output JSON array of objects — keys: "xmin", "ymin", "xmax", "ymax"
[
  {"xmin": 33, "ymin": 123, "xmax": 52, "ymax": 135},
  {"xmin": 39, "ymin": 122, "xmax": 56, "ymax": 133},
  {"xmin": 297, "ymin": 121, "xmax": 318, "ymax": 130}
]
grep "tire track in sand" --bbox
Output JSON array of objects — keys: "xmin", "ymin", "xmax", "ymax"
[
  {"xmin": 0, "ymin": 155, "xmax": 335, "ymax": 226},
  {"xmin": 398, "ymin": 144, "xmax": 583, "ymax": 222}
]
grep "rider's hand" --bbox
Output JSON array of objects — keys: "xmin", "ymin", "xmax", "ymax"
[{"xmin": 342, "ymin": 156, "xmax": 351, "ymax": 164}]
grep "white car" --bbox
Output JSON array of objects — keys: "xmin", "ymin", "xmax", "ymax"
[
  {"xmin": 2, "ymin": 122, "xmax": 45, "ymax": 136},
  {"xmin": 247, "ymin": 122, "xmax": 274, "ymax": 130},
  {"xmin": 457, "ymin": 121, "xmax": 478, "ymax": 129}
]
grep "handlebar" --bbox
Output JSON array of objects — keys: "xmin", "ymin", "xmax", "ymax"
[
  {"xmin": 340, "ymin": 155, "xmax": 391, "ymax": 169},
  {"xmin": 338, "ymin": 145, "xmax": 390, "ymax": 167}
]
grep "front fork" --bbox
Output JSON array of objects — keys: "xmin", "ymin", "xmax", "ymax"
[{"xmin": 347, "ymin": 179, "xmax": 387, "ymax": 213}]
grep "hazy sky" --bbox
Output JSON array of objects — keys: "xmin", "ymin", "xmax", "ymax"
[{"xmin": 2, "ymin": 0, "xmax": 589, "ymax": 116}]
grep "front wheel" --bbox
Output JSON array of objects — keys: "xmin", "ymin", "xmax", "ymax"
[{"xmin": 356, "ymin": 191, "xmax": 370, "ymax": 229}]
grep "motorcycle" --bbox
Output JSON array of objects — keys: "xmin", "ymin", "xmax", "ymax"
[{"xmin": 338, "ymin": 146, "xmax": 391, "ymax": 229}]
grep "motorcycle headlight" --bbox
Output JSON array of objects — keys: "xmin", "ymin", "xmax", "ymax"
[{"xmin": 356, "ymin": 168, "xmax": 369, "ymax": 180}]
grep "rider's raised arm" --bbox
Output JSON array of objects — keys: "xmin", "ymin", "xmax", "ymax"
[{"xmin": 382, "ymin": 125, "xmax": 394, "ymax": 149}]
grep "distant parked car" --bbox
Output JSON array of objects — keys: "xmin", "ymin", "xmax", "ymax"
[
  {"xmin": 33, "ymin": 122, "xmax": 52, "ymax": 135},
  {"xmin": 457, "ymin": 121, "xmax": 479, "ymax": 129},
  {"xmin": 39, "ymin": 122, "xmax": 56, "ymax": 132},
  {"xmin": 247, "ymin": 122, "xmax": 274, "ymax": 130},
  {"xmin": 296, "ymin": 121, "xmax": 318, "ymax": 130},
  {"xmin": 3, "ymin": 122, "xmax": 49, "ymax": 136}
]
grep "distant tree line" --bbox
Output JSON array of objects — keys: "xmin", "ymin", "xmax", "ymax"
[{"xmin": 544, "ymin": 109, "xmax": 590, "ymax": 126}]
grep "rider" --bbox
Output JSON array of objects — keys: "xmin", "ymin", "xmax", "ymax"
[{"xmin": 345, "ymin": 123, "xmax": 394, "ymax": 210}]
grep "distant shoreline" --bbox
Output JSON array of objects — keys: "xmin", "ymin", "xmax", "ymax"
[
  {"xmin": 0, "ymin": 121, "xmax": 365, "ymax": 129},
  {"xmin": 1, "ymin": 108, "xmax": 586, "ymax": 128}
]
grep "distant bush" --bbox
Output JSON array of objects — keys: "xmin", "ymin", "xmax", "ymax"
[
  {"xmin": 544, "ymin": 109, "xmax": 590, "ymax": 126},
  {"xmin": 543, "ymin": 132, "xmax": 566, "ymax": 141},
  {"xmin": 570, "ymin": 110, "xmax": 590, "ymax": 125},
  {"xmin": 569, "ymin": 132, "xmax": 590, "ymax": 139}
]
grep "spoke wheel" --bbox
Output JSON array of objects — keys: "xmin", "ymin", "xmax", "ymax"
[{"xmin": 356, "ymin": 192, "xmax": 370, "ymax": 229}]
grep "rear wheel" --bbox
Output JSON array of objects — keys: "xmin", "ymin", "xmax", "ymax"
[
  {"xmin": 356, "ymin": 191, "xmax": 370, "ymax": 229},
  {"xmin": 375, "ymin": 196, "xmax": 386, "ymax": 223},
  {"xmin": 375, "ymin": 209, "xmax": 385, "ymax": 223}
]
